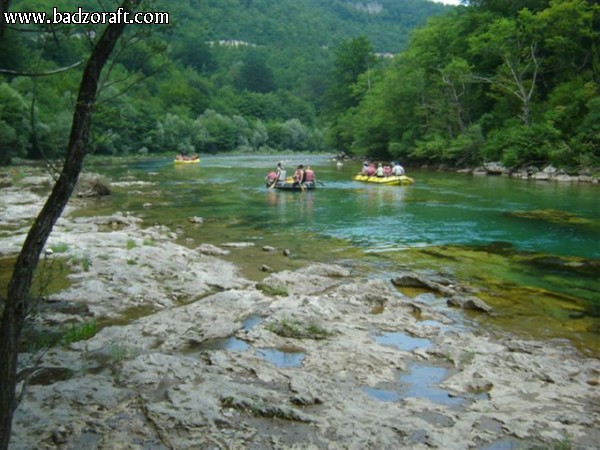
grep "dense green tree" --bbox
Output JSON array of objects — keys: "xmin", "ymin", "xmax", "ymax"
[
  {"xmin": 342, "ymin": 0, "xmax": 599, "ymax": 171},
  {"xmin": 0, "ymin": 29, "xmax": 30, "ymax": 73},
  {"xmin": 171, "ymin": 31, "xmax": 217, "ymax": 74},
  {"xmin": 0, "ymin": 83, "xmax": 29, "ymax": 164},
  {"xmin": 469, "ymin": 12, "xmax": 541, "ymax": 126},
  {"xmin": 193, "ymin": 109, "xmax": 241, "ymax": 153},
  {"xmin": 236, "ymin": 92, "xmax": 282, "ymax": 120},
  {"xmin": 325, "ymin": 36, "xmax": 376, "ymax": 115},
  {"xmin": 324, "ymin": 36, "xmax": 377, "ymax": 151},
  {"xmin": 235, "ymin": 50, "xmax": 276, "ymax": 93},
  {"xmin": 468, "ymin": 0, "xmax": 550, "ymax": 15}
]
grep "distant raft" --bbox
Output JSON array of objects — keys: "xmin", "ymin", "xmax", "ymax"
[
  {"xmin": 174, "ymin": 157, "xmax": 200, "ymax": 164},
  {"xmin": 352, "ymin": 174, "xmax": 414, "ymax": 185}
]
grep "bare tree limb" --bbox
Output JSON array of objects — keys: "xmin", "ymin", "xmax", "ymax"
[{"xmin": 0, "ymin": 60, "xmax": 83, "ymax": 76}]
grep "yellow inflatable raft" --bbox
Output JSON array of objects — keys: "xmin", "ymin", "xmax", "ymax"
[
  {"xmin": 352, "ymin": 174, "xmax": 414, "ymax": 185},
  {"xmin": 174, "ymin": 158, "xmax": 200, "ymax": 164}
]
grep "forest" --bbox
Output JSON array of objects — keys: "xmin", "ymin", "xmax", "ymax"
[
  {"xmin": 0, "ymin": 0, "xmax": 598, "ymax": 172},
  {"xmin": 0, "ymin": 0, "xmax": 447, "ymax": 164},
  {"xmin": 334, "ymin": 0, "xmax": 600, "ymax": 172}
]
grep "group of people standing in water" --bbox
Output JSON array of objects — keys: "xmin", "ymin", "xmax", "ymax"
[
  {"xmin": 265, "ymin": 162, "xmax": 315, "ymax": 190},
  {"xmin": 361, "ymin": 161, "xmax": 405, "ymax": 177}
]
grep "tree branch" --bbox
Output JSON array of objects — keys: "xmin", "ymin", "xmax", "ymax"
[{"xmin": 0, "ymin": 61, "xmax": 83, "ymax": 76}]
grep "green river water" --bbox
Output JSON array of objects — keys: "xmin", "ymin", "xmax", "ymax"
[{"xmin": 79, "ymin": 154, "xmax": 599, "ymax": 355}]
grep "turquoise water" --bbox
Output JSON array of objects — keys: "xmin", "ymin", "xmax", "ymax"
[
  {"xmin": 97, "ymin": 154, "xmax": 599, "ymax": 258},
  {"xmin": 86, "ymin": 154, "xmax": 600, "ymax": 354}
]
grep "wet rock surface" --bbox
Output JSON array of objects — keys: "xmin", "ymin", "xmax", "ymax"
[{"xmin": 2, "ymin": 175, "xmax": 599, "ymax": 450}]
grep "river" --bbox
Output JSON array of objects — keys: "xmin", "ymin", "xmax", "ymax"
[{"xmin": 83, "ymin": 154, "xmax": 600, "ymax": 355}]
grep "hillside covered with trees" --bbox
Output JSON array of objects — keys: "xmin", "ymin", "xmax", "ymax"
[
  {"xmin": 0, "ymin": 0, "xmax": 448, "ymax": 164},
  {"xmin": 1, "ymin": 0, "xmax": 597, "ymax": 172},
  {"xmin": 334, "ymin": 0, "xmax": 599, "ymax": 172}
]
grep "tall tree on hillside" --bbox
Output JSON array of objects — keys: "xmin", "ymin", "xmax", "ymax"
[
  {"xmin": 0, "ymin": 83, "xmax": 29, "ymax": 165},
  {"xmin": 0, "ymin": 1, "xmax": 142, "ymax": 448},
  {"xmin": 325, "ymin": 36, "xmax": 376, "ymax": 150},
  {"xmin": 325, "ymin": 36, "xmax": 376, "ymax": 116},
  {"xmin": 235, "ymin": 50, "xmax": 275, "ymax": 93},
  {"xmin": 470, "ymin": 12, "xmax": 541, "ymax": 126}
]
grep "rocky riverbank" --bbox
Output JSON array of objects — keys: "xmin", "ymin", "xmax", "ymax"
[
  {"xmin": 465, "ymin": 162, "xmax": 599, "ymax": 184},
  {"xmin": 1, "ymin": 172, "xmax": 599, "ymax": 449}
]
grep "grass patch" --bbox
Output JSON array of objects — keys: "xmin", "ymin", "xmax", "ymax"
[
  {"xmin": 108, "ymin": 340, "xmax": 139, "ymax": 384},
  {"xmin": 142, "ymin": 239, "xmax": 156, "ymax": 246},
  {"xmin": 267, "ymin": 316, "xmax": 333, "ymax": 340},
  {"xmin": 126, "ymin": 258, "xmax": 137, "ymax": 265},
  {"xmin": 126, "ymin": 239, "xmax": 137, "ymax": 250},
  {"xmin": 71, "ymin": 255, "xmax": 91, "ymax": 272},
  {"xmin": 62, "ymin": 320, "xmax": 97, "ymax": 346},
  {"xmin": 256, "ymin": 282, "xmax": 289, "ymax": 297},
  {"xmin": 51, "ymin": 243, "xmax": 69, "ymax": 253}
]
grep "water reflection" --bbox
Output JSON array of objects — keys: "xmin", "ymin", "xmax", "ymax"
[
  {"xmin": 400, "ymin": 363, "xmax": 463, "ymax": 406},
  {"xmin": 363, "ymin": 363, "xmax": 466, "ymax": 406},
  {"xmin": 256, "ymin": 347, "xmax": 306, "ymax": 367},
  {"xmin": 265, "ymin": 189, "xmax": 315, "ymax": 222},
  {"xmin": 362, "ymin": 184, "xmax": 408, "ymax": 208},
  {"xmin": 363, "ymin": 386, "xmax": 400, "ymax": 402},
  {"xmin": 197, "ymin": 336, "xmax": 250, "ymax": 352},
  {"xmin": 242, "ymin": 315, "xmax": 263, "ymax": 331},
  {"xmin": 372, "ymin": 331, "xmax": 432, "ymax": 351}
]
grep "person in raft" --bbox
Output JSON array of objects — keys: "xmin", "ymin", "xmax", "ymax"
[
  {"xmin": 276, "ymin": 162, "xmax": 287, "ymax": 181},
  {"xmin": 268, "ymin": 162, "xmax": 287, "ymax": 189},
  {"xmin": 265, "ymin": 171, "xmax": 277, "ymax": 186},
  {"xmin": 293, "ymin": 164, "xmax": 306, "ymax": 191},
  {"xmin": 392, "ymin": 162, "xmax": 405, "ymax": 176},
  {"xmin": 366, "ymin": 163, "xmax": 376, "ymax": 176},
  {"xmin": 304, "ymin": 166, "xmax": 315, "ymax": 184}
]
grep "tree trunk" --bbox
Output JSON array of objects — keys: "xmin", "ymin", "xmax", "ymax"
[{"xmin": 0, "ymin": 2, "xmax": 140, "ymax": 448}]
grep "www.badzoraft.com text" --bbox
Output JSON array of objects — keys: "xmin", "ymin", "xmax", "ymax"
[{"xmin": 3, "ymin": 7, "xmax": 169, "ymax": 25}]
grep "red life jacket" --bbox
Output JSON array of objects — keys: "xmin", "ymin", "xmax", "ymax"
[{"xmin": 304, "ymin": 170, "xmax": 314, "ymax": 182}]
